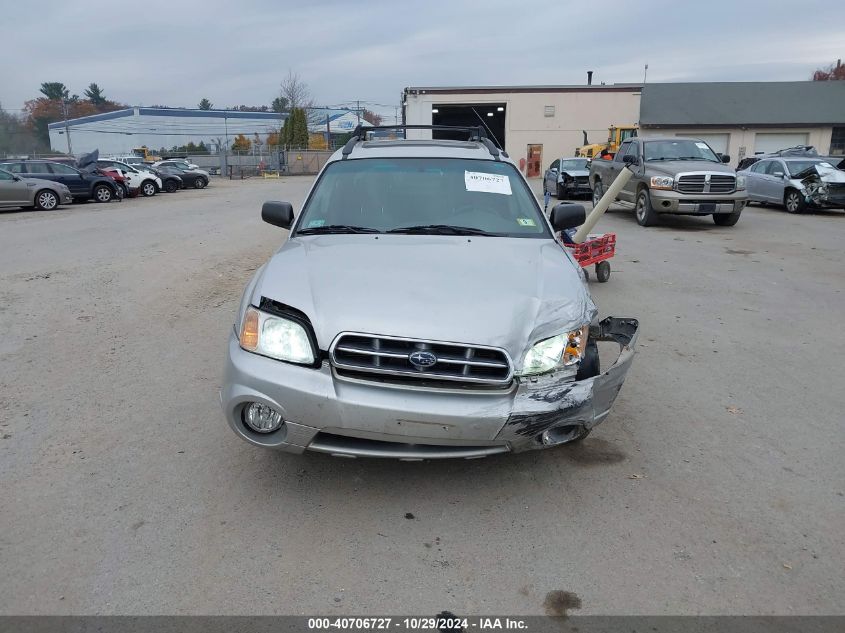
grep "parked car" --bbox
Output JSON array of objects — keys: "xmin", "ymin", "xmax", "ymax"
[
  {"xmin": 155, "ymin": 164, "xmax": 208, "ymax": 189},
  {"xmin": 735, "ymin": 145, "xmax": 819, "ymax": 172},
  {"xmin": 97, "ymin": 167, "xmax": 138, "ymax": 198},
  {"xmin": 140, "ymin": 165, "xmax": 182, "ymax": 193},
  {"xmin": 543, "ymin": 157, "xmax": 592, "ymax": 199},
  {"xmin": 153, "ymin": 158, "xmax": 200, "ymax": 171},
  {"xmin": 739, "ymin": 157, "xmax": 845, "ymax": 213},
  {"xmin": 0, "ymin": 160, "xmax": 121, "ymax": 203},
  {"xmin": 0, "ymin": 167, "xmax": 73, "ymax": 210},
  {"xmin": 96, "ymin": 159, "xmax": 163, "ymax": 196},
  {"xmin": 221, "ymin": 125, "xmax": 639, "ymax": 458},
  {"xmin": 110, "ymin": 155, "xmax": 150, "ymax": 168},
  {"xmin": 589, "ymin": 136, "xmax": 747, "ymax": 227}
]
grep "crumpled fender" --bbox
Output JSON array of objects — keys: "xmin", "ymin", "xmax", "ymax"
[{"xmin": 497, "ymin": 317, "xmax": 639, "ymax": 451}]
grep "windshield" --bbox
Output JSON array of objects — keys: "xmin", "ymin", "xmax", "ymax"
[
  {"xmin": 787, "ymin": 160, "xmax": 832, "ymax": 176},
  {"xmin": 644, "ymin": 140, "xmax": 719, "ymax": 162},
  {"xmin": 295, "ymin": 158, "xmax": 550, "ymax": 238},
  {"xmin": 559, "ymin": 159, "xmax": 589, "ymax": 171}
]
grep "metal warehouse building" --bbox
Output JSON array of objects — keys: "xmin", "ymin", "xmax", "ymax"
[
  {"xmin": 48, "ymin": 107, "xmax": 287, "ymax": 155},
  {"xmin": 403, "ymin": 81, "xmax": 845, "ymax": 173}
]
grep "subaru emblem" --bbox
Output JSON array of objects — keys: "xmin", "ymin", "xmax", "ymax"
[{"xmin": 409, "ymin": 350, "xmax": 437, "ymax": 369}]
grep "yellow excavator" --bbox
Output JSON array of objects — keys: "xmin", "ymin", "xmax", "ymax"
[
  {"xmin": 132, "ymin": 146, "xmax": 162, "ymax": 162},
  {"xmin": 576, "ymin": 125, "xmax": 638, "ymax": 158}
]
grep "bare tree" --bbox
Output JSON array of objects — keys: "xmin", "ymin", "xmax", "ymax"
[{"xmin": 278, "ymin": 70, "xmax": 312, "ymax": 110}]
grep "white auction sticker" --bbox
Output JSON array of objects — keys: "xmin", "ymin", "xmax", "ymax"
[
  {"xmin": 695, "ymin": 142, "xmax": 709, "ymax": 150},
  {"xmin": 465, "ymin": 171, "xmax": 513, "ymax": 195}
]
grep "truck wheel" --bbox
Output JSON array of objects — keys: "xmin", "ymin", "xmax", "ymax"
[
  {"xmin": 592, "ymin": 180, "xmax": 603, "ymax": 207},
  {"xmin": 556, "ymin": 183, "xmax": 565, "ymax": 199},
  {"xmin": 35, "ymin": 189, "xmax": 59, "ymax": 210},
  {"xmin": 93, "ymin": 184, "xmax": 113, "ymax": 203},
  {"xmin": 595, "ymin": 260, "xmax": 611, "ymax": 282},
  {"xmin": 784, "ymin": 189, "xmax": 805, "ymax": 214},
  {"xmin": 713, "ymin": 209, "xmax": 742, "ymax": 226},
  {"xmin": 635, "ymin": 189, "xmax": 658, "ymax": 226}
]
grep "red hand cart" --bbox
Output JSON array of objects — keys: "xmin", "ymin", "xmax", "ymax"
[{"xmin": 565, "ymin": 232, "xmax": 616, "ymax": 282}]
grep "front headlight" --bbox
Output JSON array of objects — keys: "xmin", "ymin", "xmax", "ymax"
[
  {"xmin": 239, "ymin": 306, "xmax": 315, "ymax": 365},
  {"xmin": 519, "ymin": 326, "xmax": 588, "ymax": 376},
  {"xmin": 650, "ymin": 176, "xmax": 674, "ymax": 190},
  {"xmin": 735, "ymin": 174, "xmax": 746, "ymax": 190}
]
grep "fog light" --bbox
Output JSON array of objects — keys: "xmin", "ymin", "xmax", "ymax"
[{"xmin": 243, "ymin": 402, "xmax": 283, "ymax": 433}]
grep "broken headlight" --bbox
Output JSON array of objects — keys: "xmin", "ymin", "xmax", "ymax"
[{"xmin": 519, "ymin": 326, "xmax": 588, "ymax": 376}]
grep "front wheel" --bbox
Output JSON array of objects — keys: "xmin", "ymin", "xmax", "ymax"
[
  {"xmin": 635, "ymin": 189, "xmax": 658, "ymax": 226},
  {"xmin": 592, "ymin": 180, "xmax": 603, "ymax": 206},
  {"xmin": 141, "ymin": 180, "xmax": 157, "ymax": 197},
  {"xmin": 35, "ymin": 189, "xmax": 59, "ymax": 210},
  {"xmin": 194, "ymin": 177, "xmax": 207, "ymax": 189},
  {"xmin": 93, "ymin": 184, "xmax": 113, "ymax": 203},
  {"xmin": 784, "ymin": 189, "xmax": 805, "ymax": 214},
  {"xmin": 164, "ymin": 179, "xmax": 178, "ymax": 193},
  {"xmin": 713, "ymin": 208, "xmax": 742, "ymax": 226}
]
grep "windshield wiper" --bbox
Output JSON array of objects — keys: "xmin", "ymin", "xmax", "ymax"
[
  {"xmin": 297, "ymin": 224, "xmax": 381, "ymax": 235},
  {"xmin": 387, "ymin": 224, "xmax": 502, "ymax": 236},
  {"xmin": 676, "ymin": 156, "xmax": 718, "ymax": 162}
]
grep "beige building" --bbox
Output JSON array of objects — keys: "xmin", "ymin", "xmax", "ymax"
[
  {"xmin": 403, "ymin": 84, "xmax": 642, "ymax": 177},
  {"xmin": 403, "ymin": 81, "xmax": 845, "ymax": 174},
  {"xmin": 637, "ymin": 81, "xmax": 845, "ymax": 166}
]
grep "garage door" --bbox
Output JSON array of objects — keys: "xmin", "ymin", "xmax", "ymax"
[
  {"xmin": 754, "ymin": 133, "xmax": 809, "ymax": 155},
  {"xmin": 679, "ymin": 133, "xmax": 729, "ymax": 155}
]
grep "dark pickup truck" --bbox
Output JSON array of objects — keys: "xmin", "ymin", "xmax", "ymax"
[{"xmin": 589, "ymin": 136, "xmax": 748, "ymax": 227}]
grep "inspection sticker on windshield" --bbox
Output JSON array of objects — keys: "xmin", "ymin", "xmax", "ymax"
[
  {"xmin": 517, "ymin": 218, "xmax": 536, "ymax": 226},
  {"xmin": 306, "ymin": 219, "xmax": 325, "ymax": 228},
  {"xmin": 695, "ymin": 142, "xmax": 709, "ymax": 150},
  {"xmin": 465, "ymin": 171, "xmax": 512, "ymax": 195}
]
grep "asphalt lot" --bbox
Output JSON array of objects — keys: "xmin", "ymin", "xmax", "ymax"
[{"xmin": 0, "ymin": 177, "xmax": 843, "ymax": 616}]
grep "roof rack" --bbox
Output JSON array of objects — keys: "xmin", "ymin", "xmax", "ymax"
[{"xmin": 341, "ymin": 124, "xmax": 501, "ymax": 160}]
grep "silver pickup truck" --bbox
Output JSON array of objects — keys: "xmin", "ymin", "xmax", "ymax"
[{"xmin": 589, "ymin": 136, "xmax": 748, "ymax": 227}]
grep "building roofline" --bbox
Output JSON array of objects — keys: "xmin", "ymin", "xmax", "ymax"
[
  {"xmin": 49, "ymin": 107, "xmax": 287, "ymax": 130},
  {"xmin": 404, "ymin": 84, "xmax": 643, "ymax": 95}
]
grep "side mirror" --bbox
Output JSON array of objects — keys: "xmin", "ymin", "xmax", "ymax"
[
  {"xmin": 622, "ymin": 154, "xmax": 638, "ymax": 165},
  {"xmin": 549, "ymin": 167, "xmax": 558, "ymax": 173},
  {"xmin": 720, "ymin": 154, "xmax": 731, "ymax": 163},
  {"xmin": 773, "ymin": 171, "xmax": 785, "ymax": 178},
  {"xmin": 12, "ymin": 175, "xmax": 20, "ymax": 181},
  {"xmin": 262, "ymin": 201, "xmax": 294, "ymax": 229},
  {"xmin": 549, "ymin": 203, "xmax": 586, "ymax": 231}
]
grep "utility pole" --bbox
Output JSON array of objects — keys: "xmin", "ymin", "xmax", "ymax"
[
  {"xmin": 356, "ymin": 100, "xmax": 361, "ymax": 125},
  {"xmin": 61, "ymin": 98, "xmax": 73, "ymax": 155},
  {"xmin": 326, "ymin": 114, "xmax": 331, "ymax": 150},
  {"xmin": 643, "ymin": 63, "xmax": 649, "ymax": 84}
]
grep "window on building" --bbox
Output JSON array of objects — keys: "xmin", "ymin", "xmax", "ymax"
[
  {"xmin": 543, "ymin": 106, "xmax": 555, "ymax": 118},
  {"xmin": 831, "ymin": 127, "xmax": 845, "ymax": 156}
]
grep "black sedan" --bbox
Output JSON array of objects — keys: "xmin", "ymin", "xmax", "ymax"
[
  {"xmin": 138, "ymin": 165, "xmax": 183, "ymax": 193},
  {"xmin": 156, "ymin": 165, "xmax": 208, "ymax": 189}
]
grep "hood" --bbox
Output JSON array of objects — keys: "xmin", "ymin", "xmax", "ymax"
[
  {"xmin": 793, "ymin": 163, "xmax": 845, "ymax": 183},
  {"xmin": 251, "ymin": 235, "xmax": 596, "ymax": 363},
  {"xmin": 560, "ymin": 169, "xmax": 590, "ymax": 178},
  {"xmin": 646, "ymin": 160, "xmax": 734, "ymax": 177}
]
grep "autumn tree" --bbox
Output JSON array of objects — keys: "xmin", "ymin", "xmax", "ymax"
[
  {"xmin": 278, "ymin": 71, "xmax": 313, "ymax": 110},
  {"xmin": 231, "ymin": 133, "xmax": 251, "ymax": 151},
  {"xmin": 812, "ymin": 59, "xmax": 845, "ymax": 80},
  {"xmin": 198, "ymin": 98, "xmax": 213, "ymax": 110},
  {"xmin": 362, "ymin": 108, "xmax": 383, "ymax": 126}
]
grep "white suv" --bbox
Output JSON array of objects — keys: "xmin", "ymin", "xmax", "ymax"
[{"xmin": 97, "ymin": 159, "xmax": 162, "ymax": 197}]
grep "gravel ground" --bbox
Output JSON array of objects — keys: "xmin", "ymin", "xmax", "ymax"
[{"xmin": 0, "ymin": 176, "xmax": 843, "ymax": 615}]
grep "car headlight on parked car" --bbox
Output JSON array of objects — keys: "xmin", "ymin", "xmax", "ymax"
[
  {"xmin": 239, "ymin": 306, "xmax": 315, "ymax": 365},
  {"xmin": 735, "ymin": 174, "xmax": 746, "ymax": 190},
  {"xmin": 518, "ymin": 326, "xmax": 588, "ymax": 376},
  {"xmin": 650, "ymin": 176, "xmax": 674, "ymax": 190}
]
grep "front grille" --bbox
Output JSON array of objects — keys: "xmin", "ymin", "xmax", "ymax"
[
  {"xmin": 574, "ymin": 176, "xmax": 589, "ymax": 186},
  {"xmin": 827, "ymin": 183, "xmax": 845, "ymax": 203},
  {"xmin": 676, "ymin": 173, "xmax": 735, "ymax": 193},
  {"xmin": 331, "ymin": 333, "xmax": 512, "ymax": 386}
]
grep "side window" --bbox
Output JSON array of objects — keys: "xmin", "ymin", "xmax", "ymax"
[
  {"xmin": 750, "ymin": 160, "xmax": 767, "ymax": 173},
  {"xmin": 49, "ymin": 163, "xmax": 77, "ymax": 175},
  {"xmin": 549, "ymin": 159, "xmax": 560, "ymax": 171},
  {"xmin": 0, "ymin": 169, "xmax": 13, "ymax": 180},
  {"xmin": 627, "ymin": 141, "xmax": 640, "ymax": 158},
  {"xmin": 614, "ymin": 142, "xmax": 631, "ymax": 162},
  {"xmin": 765, "ymin": 161, "xmax": 784, "ymax": 176},
  {"xmin": 26, "ymin": 163, "xmax": 52, "ymax": 174},
  {"xmin": 2, "ymin": 163, "xmax": 26, "ymax": 174}
]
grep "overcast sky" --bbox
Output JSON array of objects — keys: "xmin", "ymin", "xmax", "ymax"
[{"xmin": 1, "ymin": 0, "xmax": 843, "ymax": 118}]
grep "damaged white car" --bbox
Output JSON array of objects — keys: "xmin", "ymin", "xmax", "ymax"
[
  {"xmin": 221, "ymin": 125, "xmax": 639, "ymax": 459},
  {"xmin": 741, "ymin": 157, "xmax": 845, "ymax": 213}
]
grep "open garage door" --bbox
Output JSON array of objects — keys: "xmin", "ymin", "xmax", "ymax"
[
  {"xmin": 680, "ymin": 133, "xmax": 729, "ymax": 155},
  {"xmin": 754, "ymin": 132, "xmax": 809, "ymax": 155},
  {"xmin": 431, "ymin": 103, "xmax": 506, "ymax": 149}
]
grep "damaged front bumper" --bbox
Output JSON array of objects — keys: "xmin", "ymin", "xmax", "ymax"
[{"xmin": 221, "ymin": 317, "xmax": 639, "ymax": 459}]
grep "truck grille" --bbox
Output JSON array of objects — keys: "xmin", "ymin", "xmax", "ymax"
[
  {"xmin": 331, "ymin": 333, "xmax": 512, "ymax": 386},
  {"xmin": 676, "ymin": 173, "xmax": 735, "ymax": 193}
]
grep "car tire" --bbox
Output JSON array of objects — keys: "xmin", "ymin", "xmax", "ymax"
[
  {"xmin": 164, "ymin": 180, "xmax": 178, "ymax": 193},
  {"xmin": 118, "ymin": 183, "xmax": 129, "ymax": 198},
  {"xmin": 635, "ymin": 188, "xmax": 658, "ymax": 226},
  {"xmin": 141, "ymin": 180, "xmax": 157, "ymax": 197},
  {"xmin": 784, "ymin": 189, "xmax": 805, "ymax": 214},
  {"xmin": 93, "ymin": 184, "xmax": 113, "ymax": 203},
  {"xmin": 34, "ymin": 189, "xmax": 59, "ymax": 210},
  {"xmin": 576, "ymin": 340, "xmax": 600, "ymax": 380},
  {"xmin": 592, "ymin": 180, "xmax": 603, "ymax": 206},
  {"xmin": 713, "ymin": 208, "xmax": 742, "ymax": 226},
  {"xmin": 193, "ymin": 177, "xmax": 207, "ymax": 189}
]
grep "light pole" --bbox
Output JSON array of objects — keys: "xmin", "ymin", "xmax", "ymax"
[{"xmin": 60, "ymin": 98, "xmax": 73, "ymax": 155}]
